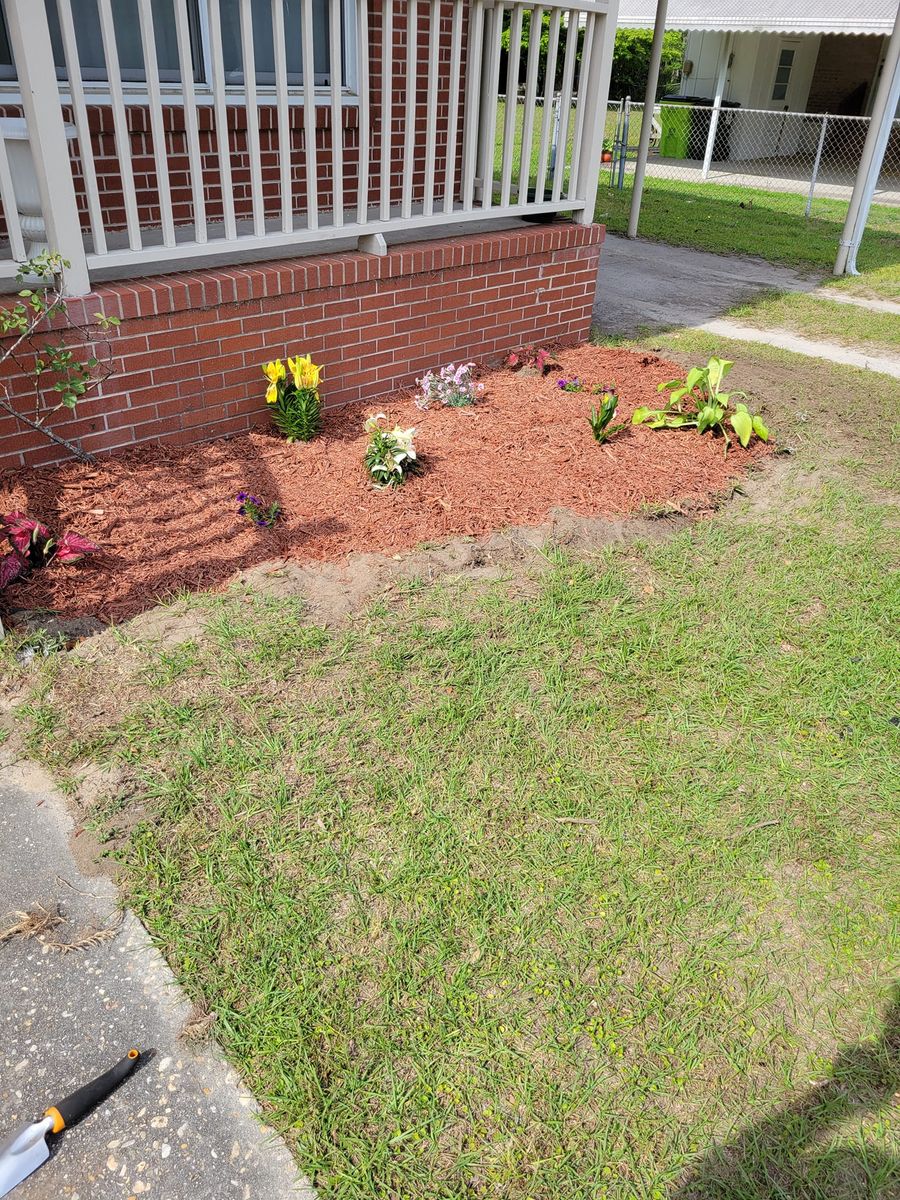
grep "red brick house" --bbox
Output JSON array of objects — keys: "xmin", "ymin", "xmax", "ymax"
[{"xmin": 0, "ymin": 0, "xmax": 618, "ymax": 470}]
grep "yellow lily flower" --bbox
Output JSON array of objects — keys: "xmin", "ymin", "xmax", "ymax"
[
  {"xmin": 263, "ymin": 360, "xmax": 285, "ymax": 404},
  {"xmin": 287, "ymin": 353, "xmax": 322, "ymax": 391}
]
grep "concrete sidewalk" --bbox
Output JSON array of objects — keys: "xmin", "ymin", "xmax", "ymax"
[
  {"xmin": 594, "ymin": 234, "xmax": 820, "ymax": 336},
  {"xmin": 0, "ymin": 763, "xmax": 312, "ymax": 1200}
]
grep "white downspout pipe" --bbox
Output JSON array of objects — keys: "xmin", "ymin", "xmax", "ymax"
[
  {"xmin": 626, "ymin": 0, "xmax": 668, "ymax": 239},
  {"xmin": 835, "ymin": 2, "xmax": 900, "ymax": 275},
  {"xmin": 702, "ymin": 32, "xmax": 733, "ymax": 180}
]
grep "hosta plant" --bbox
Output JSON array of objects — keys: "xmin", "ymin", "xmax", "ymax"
[
  {"xmin": 263, "ymin": 353, "xmax": 322, "ymax": 441},
  {"xmin": 632, "ymin": 356, "xmax": 770, "ymax": 454},
  {"xmin": 1, "ymin": 512, "xmax": 98, "ymax": 590},
  {"xmin": 588, "ymin": 389, "xmax": 627, "ymax": 444},
  {"xmin": 363, "ymin": 414, "xmax": 419, "ymax": 489}
]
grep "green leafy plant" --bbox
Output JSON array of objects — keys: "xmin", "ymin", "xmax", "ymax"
[
  {"xmin": 0, "ymin": 252, "xmax": 119, "ymax": 463},
  {"xmin": 588, "ymin": 390, "xmax": 627, "ymax": 444},
  {"xmin": 632, "ymin": 357, "xmax": 770, "ymax": 454},
  {"xmin": 363, "ymin": 414, "xmax": 419, "ymax": 489},
  {"xmin": 236, "ymin": 492, "xmax": 281, "ymax": 529},
  {"xmin": 263, "ymin": 354, "xmax": 322, "ymax": 442}
]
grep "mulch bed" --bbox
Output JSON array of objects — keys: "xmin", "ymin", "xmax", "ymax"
[{"xmin": 1, "ymin": 345, "xmax": 769, "ymax": 624}]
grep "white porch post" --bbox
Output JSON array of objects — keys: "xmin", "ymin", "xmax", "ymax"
[
  {"xmin": 626, "ymin": 0, "xmax": 667, "ymax": 238},
  {"xmin": 4, "ymin": 0, "xmax": 90, "ymax": 295},
  {"xmin": 701, "ymin": 31, "xmax": 732, "ymax": 180},
  {"xmin": 573, "ymin": 0, "xmax": 621, "ymax": 225},
  {"xmin": 835, "ymin": 2, "xmax": 900, "ymax": 275}
]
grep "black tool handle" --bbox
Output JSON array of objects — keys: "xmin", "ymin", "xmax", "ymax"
[{"xmin": 45, "ymin": 1048, "xmax": 141, "ymax": 1132}]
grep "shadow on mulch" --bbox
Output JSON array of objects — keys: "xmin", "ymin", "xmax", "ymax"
[{"xmin": 0, "ymin": 346, "xmax": 770, "ymax": 625}]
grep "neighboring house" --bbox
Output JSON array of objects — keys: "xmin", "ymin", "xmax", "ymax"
[
  {"xmin": 617, "ymin": 1, "xmax": 898, "ymax": 160},
  {"xmin": 0, "ymin": 0, "xmax": 618, "ymax": 471}
]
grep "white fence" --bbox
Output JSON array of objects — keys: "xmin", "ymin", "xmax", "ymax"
[
  {"xmin": 604, "ymin": 100, "xmax": 900, "ymax": 212},
  {"xmin": 0, "ymin": 0, "xmax": 618, "ymax": 295}
]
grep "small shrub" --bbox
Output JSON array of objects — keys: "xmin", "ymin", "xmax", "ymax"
[
  {"xmin": 588, "ymin": 390, "xmax": 626, "ymax": 444},
  {"xmin": 417, "ymin": 362, "xmax": 483, "ymax": 409},
  {"xmin": 0, "ymin": 252, "xmax": 120, "ymax": 463},
  {"xmin": 632, "ymin": 356, "xmax": 770, "ymax": 454},
  {"xmin": 1, "ymin": 513, "xmax": 97, "ymax": 590},
  {"xmin": 237, "ymin": 492, "xmax": 281, "ymax": 529},
  {"xmin": 364, "ymin": 414, "xmax": 419, "ymax": 489},
  {"xmin": 263, "ymin": 354, "xmax": 322, "ymax": 442},
  {"xmin": 505, "ymin": 347, "xmax": 560, "ymax": 376}
]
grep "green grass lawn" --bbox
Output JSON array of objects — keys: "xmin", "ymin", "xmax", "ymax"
[
  {"xmin": 491, "ymin": 100, "xmax": 900, "ymax": 288},
  {"xmin": 6, "ymin": 343, "xmax": 899, "ymax": 1198},
  {"xmin": 726, "ymin": 289, "xmax": 900, "ymax": 354},
  {"xmin": 595, "ymin": 176, "xmax": 900, "ymax": 276}
]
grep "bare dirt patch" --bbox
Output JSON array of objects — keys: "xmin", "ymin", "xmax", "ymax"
[{"xmin": 0, "ymin": 345, "xmax": 767, "ymax": 625}]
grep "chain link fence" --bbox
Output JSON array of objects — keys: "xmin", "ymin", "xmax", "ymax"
[{"xmin": 604, "ymin": 99, "xmax": 900, "ymax": 214}]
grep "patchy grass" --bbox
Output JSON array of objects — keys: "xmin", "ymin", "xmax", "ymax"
[
  {"xmin": 595, "ymin": 176, "xmax": 900, "ymax": 277},
  {"xmin": 8, "ymin": 347, "xmax": 900, "ymax": 1199},
  {"xmin": 724, "ymin": 289, "xmax": 900, "ymax": 355}
]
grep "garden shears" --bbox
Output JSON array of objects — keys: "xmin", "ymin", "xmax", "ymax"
[{"xmin": 0, "ymin": 1048, "xmax": 141, "ymax": 1196}]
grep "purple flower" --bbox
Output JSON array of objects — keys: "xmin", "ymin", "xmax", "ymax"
[
  {"xmin": 236, "ymin": 491, "xmax": 249, "ymax": 502},
  {"xmin": 557, "ymin": 379, "xmax": 568, "ymax": 389}
]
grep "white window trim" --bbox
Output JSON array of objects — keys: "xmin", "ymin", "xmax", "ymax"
[{"xmin": 0, "ymin": 0, "xmax": 360, "ymax": 105}]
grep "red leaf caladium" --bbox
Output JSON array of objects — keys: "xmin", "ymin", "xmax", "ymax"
[
  {"xmin": 54, "ymin": 532, "xmax": 100, "ymax": 563},
  {"xmin": 0, "ymin": 552, "xmax": 26, "ymax": 589},
  {"xmin": 0, "ymin": 512, "xmax": 98, "ymax": 588}
]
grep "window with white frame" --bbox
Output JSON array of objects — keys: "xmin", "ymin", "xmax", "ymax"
[
  {"xmin": 0, "ymin": 0, "xmax": 352, "ymax": 90},
  {"xmin": 771, "ymin": 45, "xmax": 795, "ymax": 104}
]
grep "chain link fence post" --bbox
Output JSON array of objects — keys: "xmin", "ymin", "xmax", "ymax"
[
  {"xmin": 805, "ymin": 113, "xmax": 829, "ymax": 218},
  {"xmin": 617, "ymin": 96, "xmax": 631, "ymax": 190}
]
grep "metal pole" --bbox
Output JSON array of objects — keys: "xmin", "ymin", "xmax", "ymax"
[
  {"xmin": 618, "ymin": 95, "xmax": 631, "ymax": 189},
  {"xmin": 805, "ymin": 113, "xmax": 828, "ymax": 218},
  {"xmin": 835, "ymin": 1, "xmax": 900, "ymax": 275},
  {"xmin": 702, "ymin": 32, "xmax": 732, "ymax": 179},
  {"xmin": 627, "ymin": 0, "xmax": 668, "ymax": 238}
]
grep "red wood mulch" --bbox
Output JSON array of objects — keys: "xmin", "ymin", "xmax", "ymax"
[{"xmin": 0, "ymin": 345, "xmax": 769, "ymax": 624}]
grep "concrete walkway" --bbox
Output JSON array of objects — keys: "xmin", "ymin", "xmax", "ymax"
[
  {"xmin": 0, "ymin": 762, "xmax": 313, "ymax": 1200},
  {"xmin": 594, "ymin": 234, "xmax": 820, "ymax": 336},
  {"xmin": 595, "ymin": 235, "xmax": 900, "ymax": 377},
  {"xmin": 695, "ymin": 317, "xmax": 900, "ymax": 379}
]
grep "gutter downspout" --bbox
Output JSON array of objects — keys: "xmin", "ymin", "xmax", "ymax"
[
  {"xmin": 834, "ymin": 2, "xmax": 900, "ymax": 275},
  {"xmin": 627, "ymin": 0, "xmax": 668, "ymax": 238}
]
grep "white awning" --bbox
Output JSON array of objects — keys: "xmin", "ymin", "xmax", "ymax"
[{"xmin": 617, "ymin": 0, "xmax": 895, "ymax": 35}]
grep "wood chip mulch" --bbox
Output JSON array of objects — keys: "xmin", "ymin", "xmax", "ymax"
[{"xmin": 0, "ymin": 345, "xmax": 769, "ymax": 624}]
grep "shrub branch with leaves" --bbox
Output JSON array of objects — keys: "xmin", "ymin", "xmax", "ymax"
[
  {"xmin": 632, "ymin": 356, "xmax": 770, "ymax": 454},
  {"xmin": 0, "ymin": 253, "xmax": 119, "ymax": 463}
]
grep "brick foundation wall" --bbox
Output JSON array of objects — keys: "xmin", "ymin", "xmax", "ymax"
[{"xmin": 0, "ymin": 222, "xmax": 604, "ymax": 472}]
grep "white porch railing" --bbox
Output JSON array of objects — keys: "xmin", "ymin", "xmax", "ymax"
[{"xmin": 0, "ymin": 0, "xmax": 617, "ymax": 296}]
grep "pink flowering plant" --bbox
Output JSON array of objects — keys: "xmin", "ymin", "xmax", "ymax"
[
  {"xmin": 0, "ymin": 512, "xmax": 98, "ymax": 590},
  {"xmin": 417, "ymin": 362, "xmax": 484, "ymax": 410}
]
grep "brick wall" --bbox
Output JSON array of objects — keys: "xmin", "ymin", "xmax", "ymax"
[
  {"xmin": 807, "ymin": 33, "xmax": 883, "ymax": 116},
  {"xmin": 0, "ymin": 222, "xmax": 604, "ymax": 472}
]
